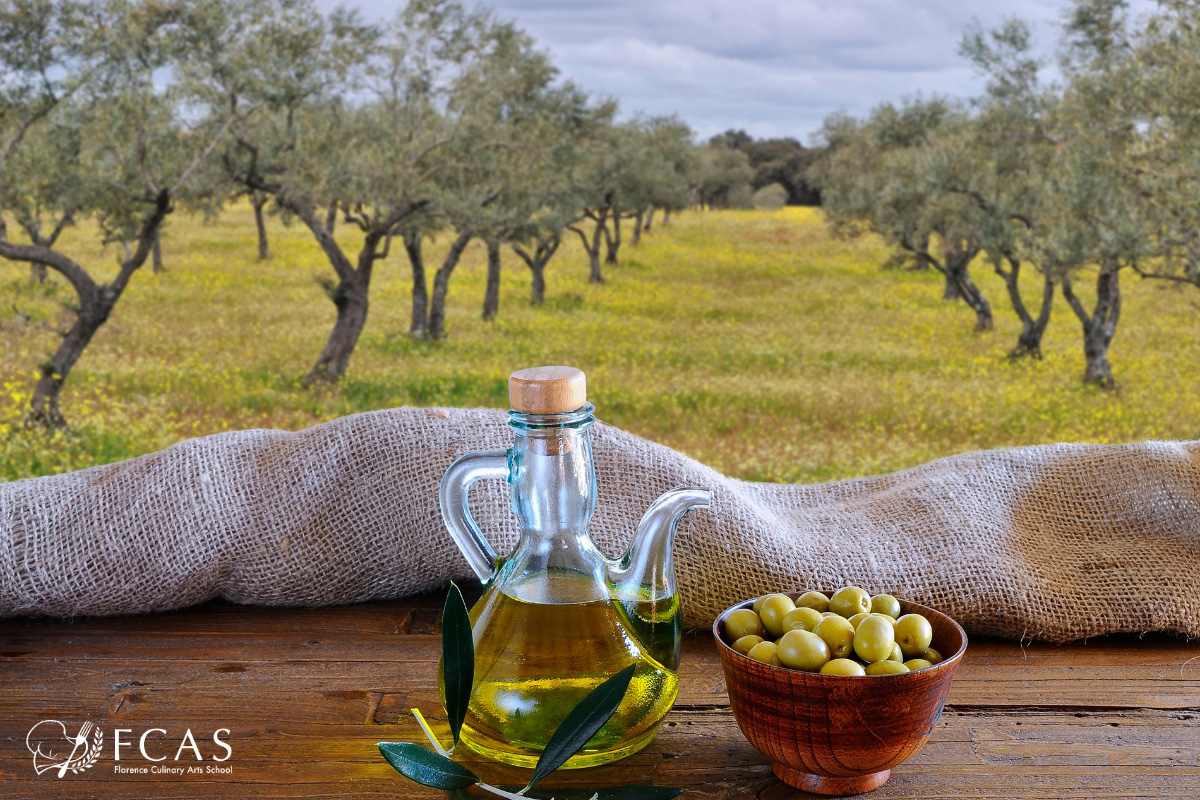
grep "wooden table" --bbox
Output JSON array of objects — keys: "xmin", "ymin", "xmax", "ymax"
[{"xmin": 3, "ymin": 589, "xmax": 1199, "ymax": 799}]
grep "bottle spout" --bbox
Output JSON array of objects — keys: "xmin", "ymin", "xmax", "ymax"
[{"xmin": 611, "ymin": 487, "xmax": 711, "ymax": 599}]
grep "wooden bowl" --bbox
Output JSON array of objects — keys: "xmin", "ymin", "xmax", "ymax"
[{"xmin": 713, "ymin": 595, "xmax": 967, "ymax": 795}]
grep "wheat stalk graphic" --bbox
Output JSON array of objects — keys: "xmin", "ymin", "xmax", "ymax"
[{"xmin": 64, "ymin": 728, "xmax": 102, "ymax": 774}]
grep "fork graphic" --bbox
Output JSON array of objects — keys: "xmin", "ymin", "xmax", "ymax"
[{"xmin": 56, "ymin": 721, "xmax": 91, "ymax": 778}]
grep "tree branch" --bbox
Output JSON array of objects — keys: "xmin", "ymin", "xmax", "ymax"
[
  {"xmin": 109, "ymin": 190, "xmax": 172, "ymax": 297},
  {"xmin": 136, "ymin": 125, "xmax": 160, "ymax": 195},
  {"xmin": 510, "ymin": 242, "xmax": 535, "ymax": 269},
  {"xmin": 0, "ymin": 235, "xmax": 98, "ymax": 305},
  {"xmin": 1060, "ymin": 276, "xmax": 1092, "ymax": 326},
  {"xmin": 945, "ymin": 185, "xmax": 1034, "ymax": 229},
  {"xmin": 1131, "ymin": 261, "xmax": 1198, "ymax": 286},
  {"xmin": 169, "ymin": 111, "xmax": 244, "ymax": 195}
]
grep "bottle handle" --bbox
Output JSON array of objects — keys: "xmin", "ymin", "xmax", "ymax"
[{"xmin": 439, "ymin": 449, "xmax": 511, "ymax": 582}]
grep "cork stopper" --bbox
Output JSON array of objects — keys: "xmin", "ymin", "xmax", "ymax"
[{"xmin": 509, "ymin": 366, "xmax": 587, "ymax": 414}]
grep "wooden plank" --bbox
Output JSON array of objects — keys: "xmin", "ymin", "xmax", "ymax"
[
  {"xmin": 3, "ymin": 595, "xmax": 1200, "ymax": 799},
  {"xmin": 2, "ymin": 710, "xmax": 1198, "ymax": 798},
  {"xmin": 6, "ymin": 634, "xmax": 1198, "ymax": 712}
]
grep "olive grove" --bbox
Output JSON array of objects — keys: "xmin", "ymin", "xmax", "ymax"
[
  {"xmin": 0, "ymin": 0, "xmax": 699, "ymax": 424},
  {"xmin": 811, "ymin": 0, "xmax": 1200, "ymax": 388}
]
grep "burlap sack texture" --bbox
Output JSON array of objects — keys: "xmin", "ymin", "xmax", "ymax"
[{"xmin": 1, "ymin": 407, "xmax": 1198, "ymax": 642}]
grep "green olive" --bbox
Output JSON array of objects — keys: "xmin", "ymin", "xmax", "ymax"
[
  {"xmin": 815, "ymin": 615, "xmax": 856, "ymax": 659},
  {"xmin": 747, "ymin": 640, "xmax": 781, "ymax": 666},
  {"xmin": 873, "ymin": 612, "xmax": 898, "ymax": 628},
  {"xmin": 758, "ymin": 594, "xmax": 796, "ymax": 638},
  {"xmin": 777, "ymin": 629, "xmax": 830, "ymax": 672},
  {"xmin": 725, "ymin": 608, "xmax": 765, "ymax": 641},
  {"xmin": 847, "ymin": 612, "xmax": 871, "ymax": 630},
  {"xmin": 731, "ymin": 635, "xmax": 764, "ymax": 655},
  {"xmin": 752, "ymin": 596, "xmax": 768, "ymax": 615},
  {"xmin": 819, "ymin": 658, "xmax": 866, "ymax": 676},
  {"xmin": 795, "ymin": 590, "xmax": 830, "ymax": 613},
  {"xmin": 904, "ymin": 658, "xmax": 933, "ymax": 671},
  {"xmin": 853, "ymin": 615, "xmax": 896, "ymax": 663},
  {"xmin": 922, "ymin": 647, "xmax": 944, "ymax": 665},
  {"xmin": 894, "ymin": 613, "xmax": 934, "ymax": 658},
  {"xmin": 829, "ymin": 586, "xmax": 872, "ymax": 618},
  {"xmin": 781, "ymin": 606, "xmax": 824, "ymax": 633},
  {"xmin": 820, "ymin": 611, "xmax": 839, "ymax": 618},
  {"xmin": 889, "ymin": 643, "xmax": 904, "ymax": 662},
  {"xmin": 870, "ymin": 593, "xmax": 901, "ymax": 619},
  {"xmin": 865, "ymin": 660, "xmax": 910, "ymax": 675}
]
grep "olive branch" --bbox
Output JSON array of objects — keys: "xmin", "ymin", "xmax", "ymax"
[{"xmin": 377, "ymin": 582, "xmax": 683, "ymax": 800}]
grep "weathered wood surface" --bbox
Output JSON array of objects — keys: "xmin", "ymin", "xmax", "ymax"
[{"xmin": 2, "ymin": 589, "xmax": 1199, "ymax": 799}]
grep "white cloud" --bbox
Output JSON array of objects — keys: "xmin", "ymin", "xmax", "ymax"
[{"xmin": 321, "ymin": 0, "xmax": 1158, "ymax": 141}]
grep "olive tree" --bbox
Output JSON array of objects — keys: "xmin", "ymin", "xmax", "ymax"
[
  {"xmin": 626, "ymin": 116, "xmax": 694, "ymax": 246},
  {"xmin": 504, "ymin": 88, "xmax": 607, "ymax": 305},
  {"xmin": 813, "ymin": 98, "xmax": 997, "ymax": 331},
  {"xmin": 1025, "ymin": 0, "xmax": 1155, "ymax": 387},
  {"xmin": 0, "ymin": 0, "xmax": 243, "ymax": 426},
  {"xmin": 385, "ymin": 16, "xmax": 576, "ymax": 336},
  {"xmin": 691, "ymin": 141, "xmax": 753, "ymax": 209},
  {"xmin": 950, "ymin": 18, "xmax": 1057, "ymax": 357},
  {"xmin": 1117, "ymin": 0, "xmax": 1200, "ymax": 292},
  {"xmin": 565, "ymin": 117, "xmax": 625, "ymax": 284}
]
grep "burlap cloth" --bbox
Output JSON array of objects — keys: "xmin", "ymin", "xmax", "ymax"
[{"xmin": 1, "ymin": 407, "xmax": 1197, "ymax": 642}]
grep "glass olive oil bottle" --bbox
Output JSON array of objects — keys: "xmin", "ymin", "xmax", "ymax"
[
  {"xmin": 444, "ymin": 571, "xmax": 680, "ymax": 767},
  {"xmin": 439, "ymin": 367, "xmax": 708, "ymax": 768}
]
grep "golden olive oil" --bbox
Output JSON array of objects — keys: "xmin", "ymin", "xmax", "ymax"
[{"xmin": 443, "ymin": 570, "xmax": 680, "ymax": 769}]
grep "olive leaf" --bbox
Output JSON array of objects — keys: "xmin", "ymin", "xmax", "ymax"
[
  {"xmin": 525, "ymin": 663, "xmax": 637, "ymax": 791},
  {"xmin": 376, "ymin": 742, "xmax": 478, "ymax": 790},
  {"xmin": 442, "ymin": 580, "xmax": 474, "ymax": 746}
]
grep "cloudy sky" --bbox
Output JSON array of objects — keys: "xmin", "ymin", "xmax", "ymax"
[{"xmin": 331, "ymin": 0, "xmax": 1109, "ymax": 143}]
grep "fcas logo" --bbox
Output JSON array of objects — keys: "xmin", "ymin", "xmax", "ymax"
[{"xmin": 26, "ymin": 720, "xmax": 103, "ymax": 777}]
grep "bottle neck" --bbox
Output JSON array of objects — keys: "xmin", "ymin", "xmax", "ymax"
[
  {"xmin": 508, "ymin": 405, "xmax": 597, "ymax": 537},
  {"xmin": 500, "ymin": 405, "xmax": 608, "ymax": 602}
]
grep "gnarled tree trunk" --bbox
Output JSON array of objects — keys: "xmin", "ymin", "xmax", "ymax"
[
  {"xmin": 605, "ymin": 207, "xmax": 622, "ymax": 265},
  {"xmin": 482, "ymin": 237, "xmax": 501, "ymax": 320},
  {"xmin": 31, "ymin": 287, "xmax": 110, "ymax": 427},
  {"xmin": 307, "ymin": 277, "xmax": 369, "ymax": 384},
  {"xmin": 644, "ymin": 206, "xmax": 655, "ymax": 233},
  {"xmin": 299, "ymin": 207, "xmax": 408, "ymax": 384},
  {"xmin": 404, "ymin": 229, "xmax": 428, "ymax": 338},
  {"xmin": 942, "ymin": 273, "xmax": 961, "ymax": 300},
  {"xmin": 512, "ymin": 234, "xmax": 561, "ymax": 305},
  {"xmin": 913, "ymin": 235, "xmax": 932, "ymax": 271},
  {"xmin": 274, "ymin": 195, "xmax": 416, "ymax": 383},
  {"xmin": 570, "ymin": 211, "xmax": 608, "ymax": 284},
  {"xmin": 306, "ymin": 228, "xmax": 379, "ymax": 385},
  {"xmin": 1062, "ymin": 261, "xmax": 1121, "ymax": 389},
  {"xmin": 587, "ymin": 231, "xmax": 604, "ymax": 282},
  {"xmin": 929, "ymin": 243, "xmax": 992, "ymax": 330},
  {"xmin": 151, "ymin": 231, "xmax": 164, "ymax": 273},
  {"xmin": 953, "ymin": 266, "xmax": 993, "ymax": 331},
  {"xmin": 0, "ymin": 191, "xmax": 173, "ymax": 427},
  {"xmin": 530, "ymin": 261, "xmax": 545, "ymax": 304},
  {"xmin": 662, "ymin": 208, "xmax": 672, "ymax": 225},
  {"xmin": 631, "ymin": 209, "xmax": 644, "ymax": 246},
  {"xmin": 428, "ymin": 230, "xmax": 474, "ymax": 340},
  {"xmin": 252, "ymin": 192, "xmax": 271, "ymax": 260},
  {"xmin": 994, "ymin": 255, "xmax": 1053, "ymax": 359}
]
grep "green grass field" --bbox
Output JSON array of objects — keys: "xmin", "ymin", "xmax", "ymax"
[{"xmin": 2, "ymin": 206, "xmax": 1198, "ymax": 483}]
